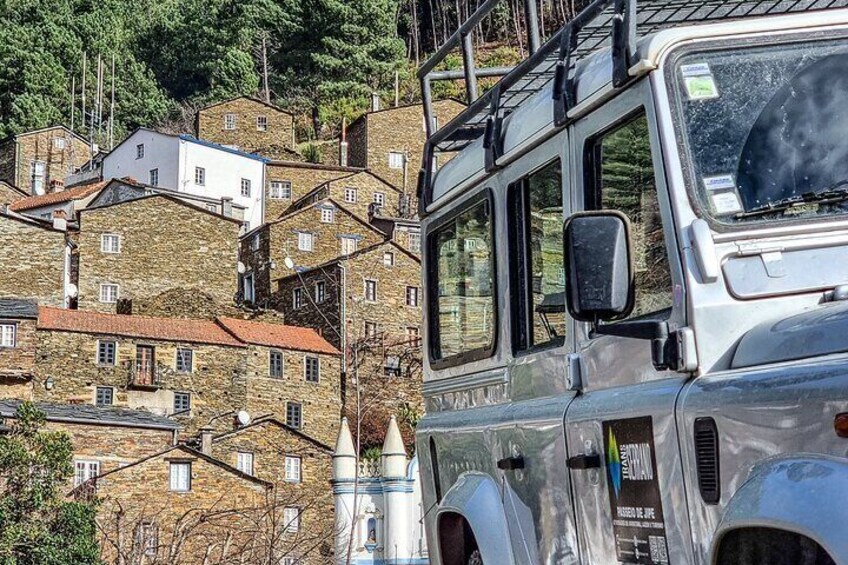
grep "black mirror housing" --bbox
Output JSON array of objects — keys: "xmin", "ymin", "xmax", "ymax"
[{"xmin": 564, "ymin": 211, "xmax": 634, "ymax": 322}]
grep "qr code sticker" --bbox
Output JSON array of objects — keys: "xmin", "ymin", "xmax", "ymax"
[{"xmin": 649, "ymin": 535, "xmax": 669, "ymax": 563}]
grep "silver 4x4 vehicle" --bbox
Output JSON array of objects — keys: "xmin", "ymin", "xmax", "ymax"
[{"xmin": 414, "ymin": 1, "xmax": 848, "ymax": 564}]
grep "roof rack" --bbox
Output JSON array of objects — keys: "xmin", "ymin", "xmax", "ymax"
[{"xmin": 418, "ymin": 0, "xmax": 848, "ymax": 208}]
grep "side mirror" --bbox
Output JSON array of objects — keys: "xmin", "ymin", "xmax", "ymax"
[{"xmin": 563, "ymin": 211, "xmax": 634, "ymax": 322}]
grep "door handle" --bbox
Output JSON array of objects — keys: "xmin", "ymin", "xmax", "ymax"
[
  {"xmin": 497, "ymin": 456, "xmax": 525, "ymax": 471},
  {"xmin": 567, "ymin": 453, "xmax": 601, "ymax": 470}
]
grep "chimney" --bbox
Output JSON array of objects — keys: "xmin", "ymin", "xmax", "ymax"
[
  {"xmin": 370, "ymin": 92, "xmax": 381, "ymax": 112},
  {"xmin": 50, "ymin": 179, "xmax": 65, "ymax": 193},
  {"xmin": 339, "ymin": 117, "xmax": 349, "ymax": 167},
  {"xmin": 199, "ymin": 426, "xmax": 214, "ymax": 455},
  {"xmin": 52, "ymin": 209, "xmax": 67, "ymax": 231},
  {"xmin": 221, "ymin": 197, "xmax": 233, "ymax": 217}
]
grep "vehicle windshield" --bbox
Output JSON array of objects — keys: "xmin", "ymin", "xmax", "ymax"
[{"xmin": 670, "ymin": 36, "xmax": 848, "ymax": 225}]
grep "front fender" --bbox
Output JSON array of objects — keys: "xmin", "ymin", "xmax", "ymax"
[
  {"xmin": 711, "ymin": 454, "xmax": 848, "ymax": 564},
  {"xmin": 437, "ymin": 472, "xmax": 517, "ymax": 565}
]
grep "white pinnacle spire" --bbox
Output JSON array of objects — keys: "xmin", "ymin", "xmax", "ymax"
[
  {"xmin": 381, "ymin": 415, "xmax": 407, "ymax": 478},
  {"xmin": 332, "ymin": 417, "xmax": 356, "ymax": 480}
]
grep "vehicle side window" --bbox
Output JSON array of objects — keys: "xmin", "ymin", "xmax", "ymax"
[
  {"xmin": 430, "ymin": 197, "xmax": 495, "ymax": 363},
  {"xmin": 589, "ymin": 112, "xmax": 673, "ymax": 319},
  {"xmin": 509, "ymin": 160, "xmax": 566, "ymax": 352}
]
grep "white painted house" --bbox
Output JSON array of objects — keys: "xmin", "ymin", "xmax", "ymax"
[
  {"xmin": 102, "ymin": 128, "xmax": 267, "ymax": 229},
  {"xmin": 333, "ymin": 417, "xmax": 429, "ymax": 565}
]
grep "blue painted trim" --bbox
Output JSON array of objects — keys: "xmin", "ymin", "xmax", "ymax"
[
  {"xmin": 333, "ymin": 484, "xmax": 415, "ymax": 495},
  {"xmin": 178, "ymin": 134, "xmax": 269, "ymax": 163},
  {"xmin": 349, "ymin": 559, "xmax": 429, "ymax": 565}
]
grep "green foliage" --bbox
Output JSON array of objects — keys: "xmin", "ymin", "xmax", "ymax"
[
  {"xmin": 362, "ymin": 446, "xmax": 382, "ymax": 461},
  {"xmin": 302, "ymin": 142, "xmax": 323, "ymax": 164},
  {"xmin": 0, "ymin": 402, "xmax": 101, "ymax": 565}
]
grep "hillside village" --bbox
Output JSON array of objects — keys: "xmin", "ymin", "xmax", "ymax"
[{"xmin": 0, "ymin": 94, "xmax": 463, "ymax": 563}]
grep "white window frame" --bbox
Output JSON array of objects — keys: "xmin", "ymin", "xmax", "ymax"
[
  {"xmin": 293, "ymin": 288, "xmax": 304, "ymax": 309},
  {"xmin": 99, "ymin": 283, "xmax": 119, "ymax": 304},
  {"xmin": 320, "ymin": 207, "xmax": 334, "ymax": 223},
  {"xmin": 383, "ymin": 252, "xmax": 394, "ymax": 266},
  {"xmin": 236, "ymin": 451, "xmax": 254, "ymax": 475},
  {"xmin": 74, "ymin": 459, "xmax": 100, "ymax": 487},
  {"xmin": 31, "ymin": 160, "xmax": 46, "ymax": 193},
  {"xmin": 364, "ymin": 279, "xmax": 377, "ymax": 302},
  {"xmin": 101, "ymin": 233, "xmax": 121, "ymax": 254},
  {"xmin": 344, "ymin": 187, "xmax": 358, "ymax": 203},
  {"xmin": 138, "ymin": 522, "xmax": 158, "ymax": 558},
  {"xmin": 388, "ymin": 151, "xmax": 405, "ymax": 170},
  {"xmin": 169, "ymin": 462, "xmax": 191, "ymax": 492},
  {"xmin": 54, "ymin": 138, "xmax": 66, "ymax": 150},
  {"xmin": 241, "ymin": 178, "xmax": 252, "ymax": 197},
  {"xmin": 270, "ymin": 181, "xmax": 292, "ymax": 200},
  {"xmin": 406, "ymin": 286, "xmax": 419, "ymax": 307},
  {"xmin": 297, "ymin": 232, "xmax": 314, "ymax": 252},
  {"xmin": 97, "ymin": 340, "xmax": 116, "ymax": 366},
  {"xmin": 373, "ymin": 192, "xmax": 386, "ymax": 206},
  {"xmin": 195, "ymin": 167, "xmax": 206, "ymax": 186},
  {"xmin": 256, "ymin": 116, "xmax": 268, "ymax": 131},
  {"xmin": 340, "ymin": 236, "xmax": 357, "ymax": 256},
  {"xmin": 136, "ymin": 143, "xmax": 144, "ymax": 159},
  {"xmin": 284, "ymin": 507, "xmax": 300, "ymax": 533},
  {"xmin": 304, "ymin": 356, "xmax": 320, "ymax": 383},
  {"xmin": 284, "ymin": 456, "xmax": 302, "ymax": 483},
  {"xmin": 315, "ymin": 281, "xmax": 326, "ymax": 303},
  {"xmin": 224, "ymin": 113, "xmax": 236, "ymax": 130},
  {"xmin": 408, "ymin": 232, "xmax": 421, "ymax": 253},
  {"xmin": 175, "ymin": 348, "xmax": 193, "ymax": 373},
  {"xmin": 0, "ymin": 323, "xmax": 16, "ymax": 347},
  {"xmin": 250, "ymin": 233, "xmax": 260, "ymax": 251},
  {"xmin": 149, "ymin": 168, "xmax": 159, "ymax": 186}
]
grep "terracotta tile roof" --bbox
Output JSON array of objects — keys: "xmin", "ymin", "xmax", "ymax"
[
  {"xmin": 10, "ymin": 181, "xmax": 108, "ymax": 212},
  {"xmin": 38, "ymin": 307, "xmax": 245, "ymax": 347},
  {"xmin": 216, "ymin": 317, "xmax": 340, "ymax": 355}
]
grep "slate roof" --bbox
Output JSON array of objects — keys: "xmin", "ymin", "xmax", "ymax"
[
  {"xmin": 212, "ymin": 416, "xmax": 333, "ymax": 452},
  {"xmin": 216, "ymin": 316, "xmax": 340, "ymax": 355},
  {"xmin": 9, "ymin": 180, "xmax": 109, "ymax": 212},
  {"xmin": 38, "ymin": 307, "xmax": 245, "ymax": 347},
  {"xmin": 0, "ymin": 399, "xmax": 179, "ymax": 430},
  {"xmin": 0, "ymin": 299, "xmax": 39, "ymax": 319}
]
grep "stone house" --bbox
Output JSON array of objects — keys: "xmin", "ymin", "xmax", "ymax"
[
  {"xmin": 289, "ymin": 170, "xmax": 408, "ymax": 221},
  {"xmin": 0, "ymin": 399, "xmax": 178, "ymax": 486},
  {"xmin": 276, "ymin": 241, "xmax": 424, "ymax": 422},
  {"xmin": 0, "ymin": 181, "xmax": 27, "ymax": 204},
  {"xmin": 196, "ymin": 96, "xmax": 296, "ymax": 158},
  {"xmin": 0, "ymin": 125, "xmax": 91, "ymax": 195},
  {"xmin": 83, "ymin": 444, "xmax": 277, "ymax": 565},
  {"xmin": 370, "ymin": 215, "xmax": 422, "ymax": 256},
  {"xmin": 75, "ymin": 193, "xmax": 241, "ymax": 313},
  {"xmin": 0, "ymin": 211, "xmax": 71, "ymax": 307},
  {"xmin": 347, "ymin": 98, "xmax": 464, "ymax": 190},
  {"xmin": 0, "ymin": 299, "xmax": 39, "ymax": 396},
  {"xmin": 265, "ymin": 160, "xmax": 362, "ymax": 221},
  {"xmin": 8, "ymin": 179, "xmax": 108, "ymax": 221},
  {"xmin": 239, "ymin": 198, "xmax": 386, "ymax": 307}
]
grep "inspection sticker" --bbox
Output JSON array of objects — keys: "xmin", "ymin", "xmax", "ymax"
[
  {"xmin": 710, "ymin": 191, "xmax": 743, "ymax": 215},
  {"xmin": 681, "ymin": 62, "xmax": 719, "ymax": 100}
]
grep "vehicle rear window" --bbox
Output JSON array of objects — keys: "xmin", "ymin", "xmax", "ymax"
[{"xmin": 430, "ymin": 197, "xmax": 495, "ymax": 364}]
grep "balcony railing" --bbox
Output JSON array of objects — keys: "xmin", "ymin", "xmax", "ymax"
[{"xmin": 126, "ymin": 361, "xmax": 165, "ymax": 388}]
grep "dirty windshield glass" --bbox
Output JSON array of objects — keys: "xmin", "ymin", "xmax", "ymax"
[{"xmin": 671, "ymin": 37, "xmax": 848, "ymax": 225}]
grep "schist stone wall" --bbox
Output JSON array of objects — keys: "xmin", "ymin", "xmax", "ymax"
[
  {"xmin": 0, "ymin": 215, "xmax": 67, "ymax": 306},
  {"xmin": 196, "ymin": 97, "xmax": 296, "ymax": 157},
  {"xmin": 265, "ymin": 161, "xmax": 360, "ymax": 221}
]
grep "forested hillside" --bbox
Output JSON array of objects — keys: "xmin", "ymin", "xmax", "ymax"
[{"xmin": 0, "ymin": 0, "xmax": 583, "ymax": 147}]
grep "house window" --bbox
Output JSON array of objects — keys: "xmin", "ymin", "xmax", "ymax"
[
  {"xmin": 195, "ymin": 167, "xmax": 206, "ymax": 186},
  {"xmin": 224, "ymin": 114, "xmax": 236, "ymax": 130},
  {"xmin": 101, "ymin": 234, "xmax": 121, "ymax": 253},
  {"xmin": 74, "ymin": 460, "xmax": 100, "ymax": 486},
  {"xmin": 284, "ymin": 507, "xmax": 300, "ymax": 533},
  {"xmin": 54, "ymin": 138, "xmax": 66, "ymax": 150},
  {"xmin": 95, "ymin": 387, "xmax": 113, "ymax": 406},
  {"xmin": 388, "ymin": 151, "xmax": 405, "ymax": 169},
  {"xmin": 406, "ymin": 286, "xmax": 419, "ymax": 307},
  {"xmin": 257, "ymin": 116, "xmax": 268, "ymax": 131},
  {"xmin": 149, "ymin": 168, "xmax": 159, "ymax": 186},
  {"xmin": 364, "ymin": 279, "xmax": 377, "ymax": 302},
  {"xmin": 292, "ymin": 288, "xmax": 304, "ymax": 309},
  {"xmin": 373, "ymin": 192, "xmax": 386, "ymax": 206},
  {"xmin": 407, "ymin": 232, "xmax": 421, "ymax": 253},
  {"xmin": 136, "ymin": 144, "xmax": 144, "ymax": 159},
  {"xmin": 250, "ymin": 233, "xmax": 260, "ymax": 251},
  {"xmin": 173, "ymin": 392, "xmax": 191, "ymax": 413},
  {"xmin": 0, "ymin": 323, "xmax": 16, "ymax": 347},
  {"xmin": 137, "ymin": 522, "xmax": 158, "ymax": 558},
  {"xmin": 97, "ymin": 340, "xmax": 116, "ymax": 366},
  {"xmin": 243, "ymin": 273, "xmax": 255, "ymax": 303},
  {"xmin": 286, "ymin": 402, "xmax": 302, "ymax": 429},
  {"xmin": 384, "ymin": 355, "xmax": 401, "ymax": 376},
  {"xmin": 237, "ymin": 452, "xmax": 254, "ymax": 475},
  {"xmin": 304, "ymin": 356, "xmax": 319, "ymax": 383},
  {"xmin": 315, "ymin": 281, "xmax": 326, "ymax": 303},
  {"xmin": 320, "ymin": 207, "xmax": 334, "ymax": 223},
  {"xmin": 383, "ymin": 252, "xmax": 394, "ymax": 266},
  {"xmin": 175, "ymin": 348, "xmax": 193, "ymax": 373},
  {"xmin": 344, "ymin": 187, "xmax": 357, "ymax": 203},
  {"xmin": 297, "ymin": 232, "xmax": 314, "ymax": 252},
  {"xmin": 270, "ymin": 181, "xmax": 292, "ymax": 200},
  {"xmin": 169, "ymin": 462, "xmax": 191, "ymax": 492},
  {"xmin": 241, "ymin": 178, "xmax": 252, "ymax": 197},
  {"xmin": 285, "ymin": 456, "xmax": 301, "ymax": 483},
  {"xmin": 364, "ymin": 322, "xmax": 378, "ymax": 339},
  {"xmin": 407, "ymin": 326, "xmax": 421, "ymax": 346},
  {"xmin": 99, "ymin": 284, "xmax": 119, "ymax": 303},
  {"xmin": 270, "ymin": 350, "xmax": 283, "ymax": 377},
  {"xmin": 340, "ymin": 236, "xmax": 357, "ymax": 256},
  {"xmin": 31, "ymin": 161, "xmax": 45, "ymax": 193}
]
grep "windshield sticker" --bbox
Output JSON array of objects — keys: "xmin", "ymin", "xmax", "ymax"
[
  {"xmin": 603, "ymin": 417, "xmax": 669, "ymax": 564},
  {"xmin": 710, "ymin": 191, "xmax": 743, "ymax": 215},
  {"xmin": 702, "ymin": 174, "xmax": 736, "ymax": 191},
  {"xmin": 681, "ymin": 63, "xmax": 719, "ymax": 101}
]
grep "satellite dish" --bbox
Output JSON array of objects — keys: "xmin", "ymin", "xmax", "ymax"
[
  {"xmin": 237, "ymin": 261, "xmax": 246, "ymax": 274},
  {"xmin": 67, "ymin": 283, "xmax": 78, "ymax": 298},
  {"xmin": 236, "ymin": 410, "xmax": 251, "ymax": 426},
  {"xmin": 283, "ymin": 257, "xmax": 295, "ymax": 270}
]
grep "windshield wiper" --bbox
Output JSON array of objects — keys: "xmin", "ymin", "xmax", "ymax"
[{"xmin": 734, "ymin": 185, "xmax": 848, "ymax": 219}]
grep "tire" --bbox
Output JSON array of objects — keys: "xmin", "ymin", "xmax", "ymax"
[{"xmin": 467, "ymin": 549, "xmax": 483, "ymax": 565}]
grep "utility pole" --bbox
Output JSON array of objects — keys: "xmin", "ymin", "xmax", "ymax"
[
  {"xmin": 109, "ymin": 55, "xmax": 115, "ymax": 149},
  {"xmin": 394, "ymin": 71, "xmax": 400, "ymax": 107},
  {"xmin": 96, "ymin": 55, "xmax": 103, "ymax": 139},
  {"xmin": 69, "ymin": 76, "xmax": 75, "ymax": 131},
  {"xmin": 81, "ymin": 52, "xmax": 87, "ymax": 137},
  {"xmin": 261, "ymin": 33, "xmax": 270, "ymax": 104}
]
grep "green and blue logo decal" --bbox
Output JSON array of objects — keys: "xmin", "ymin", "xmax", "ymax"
[{"xmin": 607, "ymin": 427, "xmax": 622, "ymax": 498}]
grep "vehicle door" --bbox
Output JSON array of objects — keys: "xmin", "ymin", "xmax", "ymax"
[{"xmin": 564, "ymin": 80, "xmax": 695, "ymax": 565}]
